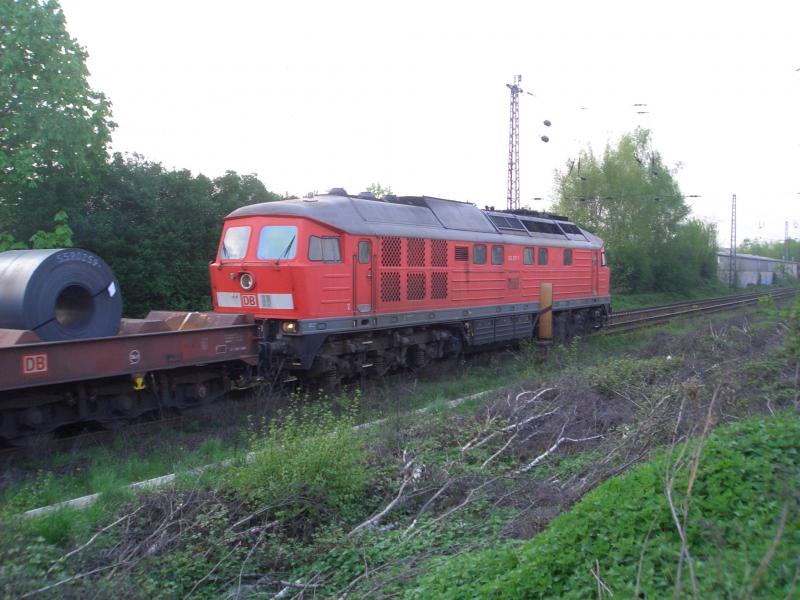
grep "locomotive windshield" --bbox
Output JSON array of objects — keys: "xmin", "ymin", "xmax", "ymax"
[
  {"xmin": 221, "ymin": 226, "xmax": 250, "ymax": 259},
  {"xmin": 257, "ymin": 225, "xmax": 298, "ymax": 260}
]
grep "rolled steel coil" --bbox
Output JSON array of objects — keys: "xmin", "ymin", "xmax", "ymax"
[{"xmin": 0, "ymin": 248, "xmax": 122, "ymax": 341}]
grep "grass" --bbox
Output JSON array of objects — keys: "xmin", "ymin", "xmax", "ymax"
[
  {"xmin": 612, "ymin": 279, "xmax": 756, "ymax": 311},
  {"xmin": 0, "ymin": 430, "xmax": 239, "ymax": 516},
  {"xmin": 408, "ymin": 413, "xmax": 800, "ymax": 599}
]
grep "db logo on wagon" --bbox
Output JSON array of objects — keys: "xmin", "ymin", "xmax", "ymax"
[{"xmin": 23, "ymin": 354, "xmax": 48, "ymax": 375}]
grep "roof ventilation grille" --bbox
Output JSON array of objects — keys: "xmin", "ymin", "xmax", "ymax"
[
  {"xmin": 327, "ymin": 187, "xmax": 348, "ymax": 196},
  {"xmin": 357, "ymin": 191, "xmax": 377, "ymax": 200}
]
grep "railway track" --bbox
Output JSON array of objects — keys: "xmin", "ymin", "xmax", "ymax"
[
  {"xmin": 4, "ymin": 287, "xmax": 797, "ymax": 455},
  {"xmin": 606, "ymin": 288, "xmax": 797, "ymax": 333}
]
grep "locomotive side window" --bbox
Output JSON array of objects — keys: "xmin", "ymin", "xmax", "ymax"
[
  {"xmin": 538, "ymin": 248, "xmax": 549, "ymax": 265},
  {"xmin": 563, "ymin": 249, "xmax": 573, "ymax": 266},
  {"xmin": 221, "ymin": 226, "xmax": 251, "ymax": 259},
  {"xmin": 601, "ymin": 251, "xmax": 607, "ymax": 266},
  {"xmin": 257, "ymin": 225, "xmax": 298, "ymax": 260},
  {"xmin": 491, "ymin": 245, "xmax": 504, "ymax": 265},
  {"xmin": 358, "ymin": 240, "xmax": 371, "ymax": 264},
  {"xmin": 523, "ymin": 247, "xmax": 534, "ymax": 265},
  {"xmin": 308, "ymin": 236, "xmax": 342, "ymax": 262},
  {"xmin": 473, "ymin": 244, "xmax": 486, "ymax": 264}
]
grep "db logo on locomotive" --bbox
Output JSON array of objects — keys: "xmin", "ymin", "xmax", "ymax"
[
  {"xmin": 241, "ymin": 294, "xmax": 258, "ymax": 307},
  {"xmin": 22, "ymin": 354, "xmax": 48, "ymax": 375}
]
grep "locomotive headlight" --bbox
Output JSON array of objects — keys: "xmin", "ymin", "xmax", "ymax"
[
  {"xmin": 281, "ymin": 321, "xmax": 298, "ymax": 334},
  {"xmin": 239, "ymin": 272, "xmax": 255, "ymax": 290}
]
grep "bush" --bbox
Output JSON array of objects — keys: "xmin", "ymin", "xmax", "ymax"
[
  {"xmin": 225, "ymin": 403, "xmax": 369, "ymax": 525},
  {"xmin": 407, "ymin": 414, "xmax": 800, "ymax": 599}
]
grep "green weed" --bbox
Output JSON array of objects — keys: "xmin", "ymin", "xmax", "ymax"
[{"xmin": 408, "ymin": 413, "xmax": 800, "ymax": 599}]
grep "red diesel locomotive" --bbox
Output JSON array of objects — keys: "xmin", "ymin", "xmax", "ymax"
[{"xmin": 210, "ymin": 190, "xmax": 610, "ymax": 386}]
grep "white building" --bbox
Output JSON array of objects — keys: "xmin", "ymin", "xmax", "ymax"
[{"xmin": 717, "ymin": 251, "xmax": 798, "ymax": 287}]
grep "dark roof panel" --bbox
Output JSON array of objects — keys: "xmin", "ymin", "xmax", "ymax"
[
  {"xmin": 352, "ymin": 198, "xmax": 440, "ymax": 227},
  {"xmin": 420, "ymin": 196, "xmax": 497, "ymax": 233},
  {"xmin": 227, "ymin": 194, "xmax": 603, "ymax": 249}
]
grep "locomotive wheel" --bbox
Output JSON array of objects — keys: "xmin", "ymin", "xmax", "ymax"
[
  {"xmin": 412, "ymin": 345, "xmax": 428, "ymax": 369},
  {"xmin": 322, "ymin": 368, "xmax": 340, "ymax": 393},
  {"xmin": 372, "ymin": 354, "xmax": 387, "ymax": 376}
]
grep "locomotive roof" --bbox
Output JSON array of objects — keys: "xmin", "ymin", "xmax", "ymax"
[{"xmin": 227, "ymin": 193, "xmax": 604, "ymax": 249}]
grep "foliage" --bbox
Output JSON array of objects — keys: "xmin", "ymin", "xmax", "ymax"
[
  {"xmin": 611, "ymin": 279, "xmax": 735, "ymax": 311},
  {"xmin": 739, "ymin": 237, "xmax": 800, "ymax": 263},
  {"xmin": 366, "ymin": 182, "xmax": 393, "ymax": 199},
  {"xmin": 29, "ymin": 210, "xmax": 74, "ymax": 248},
  {"xmin": 786, "ymin": 295, "xmax": 800, "ymax": 361},
  {"xmin": 0, "ymin": 210, "xmax": 74, "ymax": 251},
  {"xmin": 586, "ymin": 355, "xmax": 677, "ymax": 396},
  {"xmin": 74, "ymin": 154, "xmax": 280, "ymax": 316},
  {"xmin": 224, "ymin": 401, "xmax": 369, "ymax": 523},
  {"xmin": 552, "ymin": 128, "xmax": 718, "ymax": 293},
  {"xmin": 0, "ymin": 0, "xmax": 115, "ymax": 236},
  {"xmin": 407, "ymin": 414, "xmax": 800, "ymax": 599}
]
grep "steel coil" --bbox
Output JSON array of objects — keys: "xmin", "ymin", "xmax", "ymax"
[{"xmin": 0, "ymin": 248, "xmax": 122, "ymax": 341}]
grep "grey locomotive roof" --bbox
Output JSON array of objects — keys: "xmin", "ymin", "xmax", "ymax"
[{"xmin": 227, "ymin": 193, "xmax": 604, "ymax": 249}]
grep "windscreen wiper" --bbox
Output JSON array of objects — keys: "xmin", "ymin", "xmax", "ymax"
[{"xmin": 275, "ymin": 235, "xmax": 296, "ymax": 266}]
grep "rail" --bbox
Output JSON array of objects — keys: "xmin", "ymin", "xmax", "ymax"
[{"xmin": 606, "ymin": 288, "xmax": 797, "ymax": 333}]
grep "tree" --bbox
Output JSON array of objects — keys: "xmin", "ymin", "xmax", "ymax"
[
  {"xmin": 0, "ymin": 0, "xmax": 115, "ymax": 236},
  {"xmin": 75, "ymin": 154, "xmax": 280, "ymax": 316},
  {"xmin": 552, "ymin": 128, "xmax": 717, "ymax": 293},
  {"xmin": 366, "ymin": 182, "xmax": 393, "ymax": 199},
  {"xmin": 739, "ymin": 238, "xmax": 800, "ymax": 262},
  {"xmin": 0, "ymin": 210, "xmax": 74, "ymax": 251}
]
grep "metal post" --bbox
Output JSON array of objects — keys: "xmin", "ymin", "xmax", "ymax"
[
  {"xmin": 538, "ymin": 282, "xmax": 553, "ymax": 340},
  {"xmin": 729, "ymin": 194, "xmax": 737, "ymax": 288}
]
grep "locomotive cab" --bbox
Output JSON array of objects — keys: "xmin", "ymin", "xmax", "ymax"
[{"xmin": 209, "ymin": 213, "xmax": 354, "ymax": 325}]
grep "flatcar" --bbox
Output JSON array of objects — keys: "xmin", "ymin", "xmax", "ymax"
[{"xmin": 209, "ymin": 189, "xmax": 610, "ymax": 386}]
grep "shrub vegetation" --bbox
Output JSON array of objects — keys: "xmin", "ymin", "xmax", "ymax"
[{"xmin": 408, "ymin": 414, "xmax": 800, "ymax": 599}]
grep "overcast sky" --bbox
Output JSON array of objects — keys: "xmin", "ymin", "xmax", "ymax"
[{"xmin": 59, "ymin": 0, "xmax": 798, "ymax": 244}]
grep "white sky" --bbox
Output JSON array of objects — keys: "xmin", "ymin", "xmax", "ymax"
[{"xmin": 59, "ymin": 0, "xmax": 798, "ymax": 244}]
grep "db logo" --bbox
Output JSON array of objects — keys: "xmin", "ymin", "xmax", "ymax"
[
  {"xmin": 241, "ymin": 294, "xmax": 258, "ymax": 307},
  {"xmin": 23, "ymin": 354, "xmax": 48, "ymax": 375}
]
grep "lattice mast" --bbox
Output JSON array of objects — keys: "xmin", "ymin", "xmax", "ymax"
[
  {"xmin": 506, "ymin": 75, "xmax": 522, "ymax": 211},
  {"xmin": 784, "ymin": 220, "xmax": 790, "ymax": 263},
  {"xmin": 729, "ymin": 193, "xmax": 737, "ymax": 288}
]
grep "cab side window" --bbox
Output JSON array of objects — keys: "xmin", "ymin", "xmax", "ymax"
[
  {"xmin": 358, "ymin": 240, "xmax": 371, "ymax": 264},
  {"xmin": 563, "ymin": 249, "xmax": 573, "ymax": 266},
  {"xmin": 308, "ymin": 236, "xmax": 342, "ymax": 262}
]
